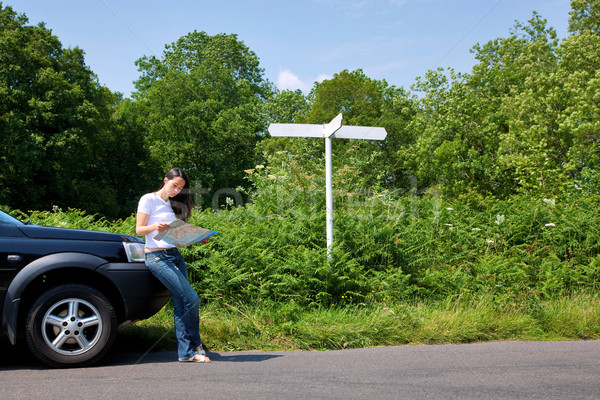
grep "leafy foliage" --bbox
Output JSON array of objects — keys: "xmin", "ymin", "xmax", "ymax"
[
  {"xmin": 4, "ymin": 1, "xmax": 600, "ymax": 214},
  {"xmin": 0, "ymin": 4, "xmax": 151, "ymax": 217},
  {"xmin": 261, "ymin": 69, "xmax": 419, "ymax": 192},
  {"xmin": 16, "ymin": 191, "xmax": 600, "ymax": 310},
  {"xmin": 4, "ymin": 1, "xmax": 600, "ymax": 331},
  {"xmin": 133, "ymin": 30, "xmax": 274, "ymax": 193}
]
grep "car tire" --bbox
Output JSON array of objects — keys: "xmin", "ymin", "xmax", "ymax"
[{"xmin": 25, "ymin": 283, "xmax": 117, "ymax": 368}]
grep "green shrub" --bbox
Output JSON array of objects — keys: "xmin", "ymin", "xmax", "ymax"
[{"xmin": 8, "ymin": 191, "xmax": 600, "ymax": 308}]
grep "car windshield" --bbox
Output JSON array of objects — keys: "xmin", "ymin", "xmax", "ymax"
[{"xmin": 0, "ymin": 210, "xmax": 24, "ymax": 225}]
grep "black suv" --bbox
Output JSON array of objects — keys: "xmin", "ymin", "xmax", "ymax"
[{"xmin": 0, "ymin": 210, "xmax": 170, "ymax": 368}]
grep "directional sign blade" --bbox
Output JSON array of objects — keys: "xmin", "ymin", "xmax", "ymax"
[
  {"xmin": 323, "ymin": 113, "xmax": 343, "ymax": 138},
  {"xmin": 268, "ymin": 123, "xmax": 324, "ymax": 138},
  {"xmin": 332, "ymin": 126, "xmax": 387, "ymax": 140}
]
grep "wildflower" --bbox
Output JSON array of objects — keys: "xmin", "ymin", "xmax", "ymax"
[
  {"xmin": 268, "ymin": 175, "xmax": 276, "ymax": 180},
  {"xmin": 545, "ymin": 223, "xmax": 556, "ymax": 227},
  {"xmin": 495, "ymin": 215, "xmax": 505, "ymax": 225},
  {"xmin": 446, "ymin": 207, "xmax": 454, "ymax": 211},
  {"xmin": 543, "ymin": 198, "xmax": 556, "ymax": 206},
  {"xmin": 244, "ymin": 169, "xmax": 255, "ymax": 174},
  {"xmin": 486, "ymin": 239, "xmax": 495, "ymax": 244},
  {"xmin": 255, "ymin": 164, "xmax": 265, "ymax": 169},
  {"xmin": 472, "ymin": 228, "xmax": 481, "ymax": 231}
]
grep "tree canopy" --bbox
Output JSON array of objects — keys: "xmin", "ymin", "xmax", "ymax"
[
  {"xmin": 2, "ymin": 0, "xmax": 600, "ymax": 216},
  {"xmin": 0, "ymin": 3, "xmax": 150, "ymax": 216},
  {"xmin": 400, "ymin": 4, "xmax": 600, "ymax": 199},
  {"xmin": 133, "ymin": 30, "xmax": 274, "ymax": 199}
]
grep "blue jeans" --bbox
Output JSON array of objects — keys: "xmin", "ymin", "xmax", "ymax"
[{"xmin": 145, "ymin": 248, "xmax": 202, "ymax": 361}]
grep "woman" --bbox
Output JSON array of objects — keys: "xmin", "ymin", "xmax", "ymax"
[{"xmin": 136, "ymin": 168, "xmax": 210, "ymax": 363}]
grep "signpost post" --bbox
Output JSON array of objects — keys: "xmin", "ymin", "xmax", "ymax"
[{"xmin": 268, "ymin": 113, "xmax": 387, "ymax": 257}]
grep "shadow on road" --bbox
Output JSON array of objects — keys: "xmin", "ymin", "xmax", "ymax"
[
  {"xmin": 0, "ymin": 330, "xmax": 282, "ymax": 370},
  {"xmin": 208, "ymin": 352, "xmax": 283, "ymax": 363},
  {"xmin": 0, "ymin": 330, "xmax": 178, "ymax": 370},
  {"xmin": 0, "ymin": 339, "xmax": 38, "ymax": 370}
]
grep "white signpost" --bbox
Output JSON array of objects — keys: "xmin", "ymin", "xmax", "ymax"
[{"xmin": 268, "ymin": 113, "xmax": 387, "ymax": 257}]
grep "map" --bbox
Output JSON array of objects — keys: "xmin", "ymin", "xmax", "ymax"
[{"xmin": 154, "ymin": 220, "xmax": 218, "ymax": 247}]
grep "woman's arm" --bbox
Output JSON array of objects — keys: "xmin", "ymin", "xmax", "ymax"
[{"xmin": 136, "ymin": 212, "xmax": 170, "ymax": 236}]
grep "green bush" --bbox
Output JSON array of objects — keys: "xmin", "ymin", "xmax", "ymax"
[{"xmin": 8, "ymin": 190, "xmax": 600, "ymax": 309}]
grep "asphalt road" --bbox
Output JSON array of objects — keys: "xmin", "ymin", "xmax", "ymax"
[{"xmin": 1, "ymin": 339, "xmax": 599, "ymax": 399}]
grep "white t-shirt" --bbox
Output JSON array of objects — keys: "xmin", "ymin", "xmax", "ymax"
[{"xmin": 137, "ymin": 192, "xmax": 178, "ymax": 249}]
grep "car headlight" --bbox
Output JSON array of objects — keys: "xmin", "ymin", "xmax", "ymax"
[{"xmin": 123, "ymin": 242, "xmax": 145, "ymax": 262}]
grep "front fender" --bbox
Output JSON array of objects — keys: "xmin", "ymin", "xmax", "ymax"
[{"xmin": 1, "ymin": 252, "xmax": 106, "ymax": 345}]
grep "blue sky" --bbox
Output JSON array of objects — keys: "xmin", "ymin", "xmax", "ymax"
[{"xmin": 12, "ymin": 0, "xmax": 572, "ymax": 97}]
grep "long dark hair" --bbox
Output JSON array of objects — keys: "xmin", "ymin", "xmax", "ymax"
[{"xmin": 158, "ymin": 168, "xmax": 192, "ymax": 221}]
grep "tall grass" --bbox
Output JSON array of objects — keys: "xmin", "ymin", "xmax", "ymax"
[{"xmin": 118, "ymin": 292, "xmax": 600, "ymax": 352}]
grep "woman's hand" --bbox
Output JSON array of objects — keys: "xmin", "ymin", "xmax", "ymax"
[
  {"xmin": 136, "ymin": 213, "xmax": 170, "ymax": 236},
  {"xmin": 153, "ymin": 222, "xmax": 170, "ymax": 232}
]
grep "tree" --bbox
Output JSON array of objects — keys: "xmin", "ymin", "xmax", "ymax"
[
  {"xmin": 568, "ymin": 0, "xmax": 600, "ymax": 34},
  {"xmin": 0, "ymin": 4, "xmax": 132, "ymax": 215},
  {"xmin": 93, "ymin": 98, "xmax": 161, "ymax": 215},
  {"xmin": 492, "ymin": 13, "xmax": 566, "ymax": 196},
  {"xmin": 559, "ymin": 0, "xmax": 600, "ymax": 192},
  {"xmin": 409, "ymin": 68, "xmax": 496, "ymax": 197},
  {"xmin": 133, "ymin": 31, "xmax": 273, "ymax": 198},
  {"xmin": 407, "ymin": 12, "xmax": 565, "ymax": 198},
  {"xmin": 262, "ymin": 69, "xmax": 418, "ymax": 193},
  {"xmin": 264, "ymin": 89, "xmax": 309, "ymax": 124},
  {"xmin": 258, "ymin": 88, "xmax": 310, "ymax": 160}
]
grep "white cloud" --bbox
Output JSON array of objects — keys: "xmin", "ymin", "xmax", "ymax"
[
  {"xmin": 277, "ymin": 69, "xmax": 310, "ymax": 92},
  {"xmin": 276, "ymin": 70, "xmax": 333, "ymax": 93},
  {"xmin": 315, "ymin": 73, "xmax": 333, "ymax": 83}
]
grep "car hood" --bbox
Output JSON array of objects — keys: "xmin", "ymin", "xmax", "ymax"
[{"xmin": 18, "ymin": 224, "xmax": 142, "ymax": 243}]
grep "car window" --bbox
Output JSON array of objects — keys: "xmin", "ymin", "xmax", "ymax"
[{"xmin": 0, "ymin": 210, "xmax": 24, "ymax": 225}]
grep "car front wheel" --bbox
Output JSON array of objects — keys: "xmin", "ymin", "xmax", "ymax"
[{"xmin": 25, "ymin": 283, "xmax": 117, "ymax": 368}]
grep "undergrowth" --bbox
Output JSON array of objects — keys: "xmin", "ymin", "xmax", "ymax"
[{"xmin": 7, "ymin": 189, "xmax": 600, "ymax": 351}]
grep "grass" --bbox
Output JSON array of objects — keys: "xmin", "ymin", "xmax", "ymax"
[{"xmin": 116, "ymin": 292, "xmax": 600, "ymax": 354}]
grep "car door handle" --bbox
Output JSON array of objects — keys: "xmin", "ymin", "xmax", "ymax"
[{"xmin": 7, "ymin": 255, "xmax": 22, "ymax": 262}]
